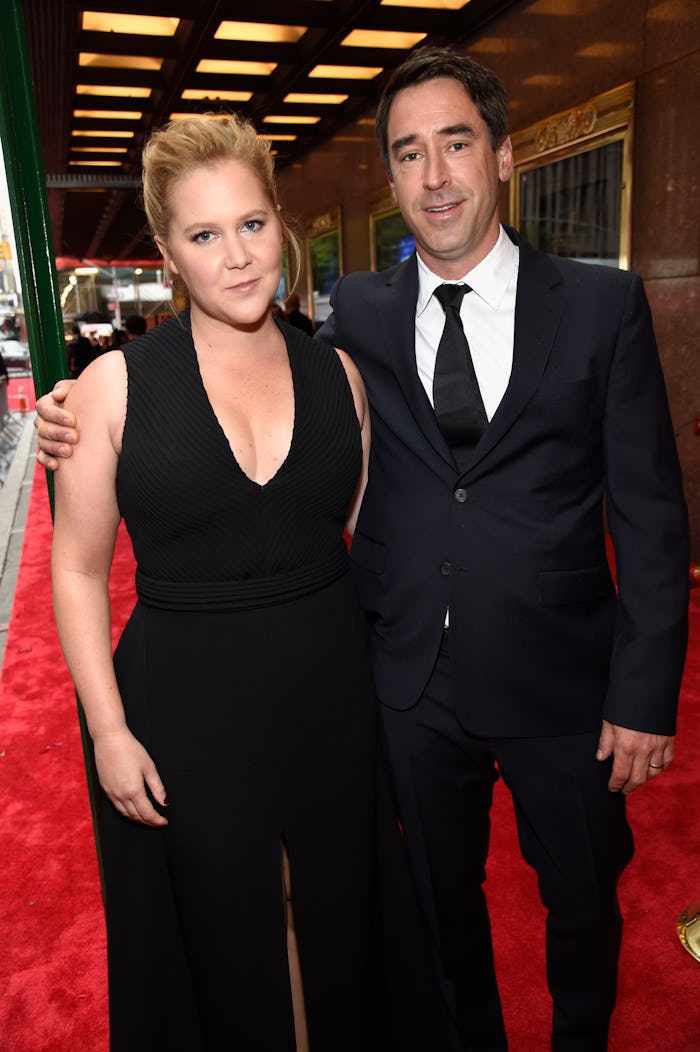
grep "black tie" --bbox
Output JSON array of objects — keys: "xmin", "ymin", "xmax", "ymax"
[{"xmin": 432, "ymin": 283, "xmax": 487, "ymax": 468}]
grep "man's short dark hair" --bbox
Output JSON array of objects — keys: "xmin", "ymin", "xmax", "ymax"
[
  {"xmin": 375, "ymin": 47, "xmax": 509, "ymax": 175},
  {"xmin": 124, "ymin": 314, "xmax": 147, "ymax": 337}
]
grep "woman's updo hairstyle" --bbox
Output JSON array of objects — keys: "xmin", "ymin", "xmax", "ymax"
[{"xmin": 141, "ymin": 112, "xmax": 302, "ymax": 311}]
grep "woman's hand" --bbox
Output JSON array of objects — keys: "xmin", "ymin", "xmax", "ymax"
[
  {"xmin": 34, "ymin": 380, "xmax": 79, "ymax": 470},
  {"xmin": 93, "ymin": 726, "xmax": 169, "ymax": 826}
]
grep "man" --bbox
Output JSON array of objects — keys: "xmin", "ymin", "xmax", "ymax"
[
  {"xmin": 123, "ymin": 313, "xmax": 148, "ymax": 340},
  {"xmin": 66, "ymin": 323, "xmax": 95, "ymax": 378},
  {"xmin": 320, "ymin": 49, "xmax": 688, "ymax": 1051},
  {"xmin": 35, "ymin": 48, "xmax": 688, "ymax": 1051}
]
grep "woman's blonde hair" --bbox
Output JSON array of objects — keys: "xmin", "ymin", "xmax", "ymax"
[{"xmin": 141, "ymin": 112, "xmax": 302, "ymax": 311}]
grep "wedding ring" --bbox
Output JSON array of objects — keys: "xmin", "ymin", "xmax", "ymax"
[{"xmin": 648, "ymin": 762, "xmax": 663, "ymax": 768}]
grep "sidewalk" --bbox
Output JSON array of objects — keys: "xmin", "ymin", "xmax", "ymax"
[{"xmin": 0, "ymin": 412, "xmax": 37, "ymax": 672}]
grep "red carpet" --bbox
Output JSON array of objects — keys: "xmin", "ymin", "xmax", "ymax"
[
  {"xmin": 1, "ymin": 465, "xmax": 699, "ymax": 1049},
  {"xmin": 5, "ymin": 376, "xmax": 36, "ymax": 413}
]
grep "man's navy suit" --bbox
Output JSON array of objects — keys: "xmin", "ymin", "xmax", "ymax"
[{"xmin": 318, "ymin": 225, "xmax": 689, "ymax": 1049}]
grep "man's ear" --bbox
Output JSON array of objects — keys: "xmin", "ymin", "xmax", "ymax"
[{"xmin": 497, "ymin": 136, "xmax": 514, "ymax": 184}]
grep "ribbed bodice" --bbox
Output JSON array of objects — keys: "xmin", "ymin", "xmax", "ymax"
[{"xmin": 116, "ymin": 312, "xmax": 361, "ymax": 593}]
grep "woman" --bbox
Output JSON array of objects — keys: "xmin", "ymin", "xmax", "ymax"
[{"xmin": 52, "ymin": 114, "xmax": 442, "ymax": 1051}]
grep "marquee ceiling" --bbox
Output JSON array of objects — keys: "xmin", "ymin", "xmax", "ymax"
[{"xmin": 21, "ymin": 0, "xmax": 518, "ymax": 262}]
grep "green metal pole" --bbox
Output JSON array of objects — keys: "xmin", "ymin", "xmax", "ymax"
[{"xmin": 0, "ymin": 0, "xmax": 104, "ymax": 893}]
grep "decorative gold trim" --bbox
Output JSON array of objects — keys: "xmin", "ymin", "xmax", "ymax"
[
  {"xmin": 305, "ymin": 207, "xmax": 340, "ymax": 240},
  {"xmin": 509, "ymin": 82, "xmax": 634, "ymax": 270},
  {"xmin": 533, "ymin": 105, "xmax": 597, "ymax": 154},
  {"xmin": 677, "ymin": 902, "xmax": 700, "ymax": 962}
]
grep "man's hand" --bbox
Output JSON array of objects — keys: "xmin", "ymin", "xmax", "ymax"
[
  {"xmin": 597, "ymin": 719, "xmax": 674, "ymax": 794},
  {"xmin": 34, "ymin": 379, "xmax": 78, "ymax": 470}
]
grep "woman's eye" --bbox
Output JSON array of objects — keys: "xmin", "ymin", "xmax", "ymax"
[
  {"xmin": 193, "ymin": 230, "xmax": 213, "ymax": 244},
  {"xmin": 242, "ymin": 219, "xmax": 263, "ymax": 233}
]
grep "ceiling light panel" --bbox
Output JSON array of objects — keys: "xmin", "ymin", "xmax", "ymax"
[
  {"xmin": 79, "ymin": 53, "xmax": 164, "ymax": 71},
  {"xmin": 182, "ymin": 89, "xmax": 252, "ymax": 102},
  {"xmin": 309, "ymin": 65, "xmax": 382, "ymax": 79},
  {"xmin": 73, "ymin": 109, "xmax": 142, "ymax": 120},
  {"xmin": 341, "ymin": 30, "xmax": 426, "ymax": 48},
  {"xmin": 215, "ymin": 21, "xmax": 307, "ymax": 44},
  {"xmin": 196, "ymin": 59, "xmax": 277, "ymax": 76},
  {"xmin": 263, "ymin": 115, "xmax": 321, "ymax": 124},
  {"xmin": 381, "ymin": 0, "xmax": 468, "ymax": 8},
  {"xmin": 82, "ymin": 12, "xmax": 179, "ymax": 36},
  {"xmin": 168, "ymin": 112, "xmax": 232, "ymax": 121},
  {"xmin": 284, "ymin": 93, "xmax": 349, "ymax": 104},
  {"xmin": 76, "ymin": 85, "xmax": 152, "ymax": 98},
  {"xmin": 72, "ymin": 130, "xmax": 135, "ymax": 138}
]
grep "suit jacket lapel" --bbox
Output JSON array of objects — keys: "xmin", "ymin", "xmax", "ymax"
[
  {"xmin": 378, "ymin": 255, "xmax": 456, "ymax": 469},
  {"xmin": 466, "ymin": 229, "xmax": 565, "ymax": 474}
]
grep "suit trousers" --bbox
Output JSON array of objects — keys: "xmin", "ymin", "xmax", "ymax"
[{"xmin": 378, "ymin": 643, "xmax": 634, "ymax": 1052}]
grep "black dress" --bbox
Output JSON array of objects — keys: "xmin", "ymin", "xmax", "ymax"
[{"xmin": 104, "ymin": 313, "xmax": 443, "ymax": 1051}]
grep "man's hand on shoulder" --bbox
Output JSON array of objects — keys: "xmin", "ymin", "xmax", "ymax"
[
  {"xmin": 35, "ymin": 379, "xmax": 79, "ymax": 470},
  {"xmin": 597, "ymin": 719, "xmax": 674, "ymax": 794}
]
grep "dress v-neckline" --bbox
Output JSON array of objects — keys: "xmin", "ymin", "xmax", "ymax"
[{"xmin": 189, "ymin": 323, "xmax": 297, "ymax": 490}]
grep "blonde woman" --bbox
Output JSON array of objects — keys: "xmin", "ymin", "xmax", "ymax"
[{"xmin": 51, "ymin": 114, "xmax": 442, "ymax": 1051}]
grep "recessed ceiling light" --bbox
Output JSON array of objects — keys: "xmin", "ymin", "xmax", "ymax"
[
  {"xmin": 263, "ymin": 115, "xmax": 321, "ymax": 125},
  {"xmin": 341, "ymin": 29, "xmax": 426, "ymax": 48},
  {"xmin": 79, "ymin": 53, "xmax": 163, "ymax": 71},
  {"xmin": 72, "ymin": 130, "xmax": 135, "ymax": 138},
  {"xmin": 82, "ymin": 12, "xmax": 179, "ymax": 35},
  {"xmin": 196, "ymin": 59, "xmax": 277, "ymax": 76},
  {"xmin": 381, "ymin": 0, "xmax": 467, "ymax": 8},
  {"xmin": 309, "ymin": 65, "xmax": 382, "ymax": 79},
  {"xmin": 215, "ymin": 21, "xmax": 307, "ymax": 44},
  {"xmin": 284, "ymin": 93, "xmax": 349, "ymax": 105},
  {"xmin": 76, "ymin": 85, "xmax": 152, "ymax": 98},
  {"xmin": 182, "ymin": 89, "xmax": 252, "ymax": 102},
  {"xmin": 73, "ymin": 109, "xmax": 142, "ymax": 120}
]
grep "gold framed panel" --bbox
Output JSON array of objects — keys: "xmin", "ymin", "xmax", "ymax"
[
  {"xmin": 369, "ymin": 189, "xmax": 415, "ymax": 271},
  {"xmin": 509, "ymin": 83, "xmax": 634, "ymax": 269},
  {"xmin": 305, "ymin": 207, "xmax": 342, "ymax": 325}
]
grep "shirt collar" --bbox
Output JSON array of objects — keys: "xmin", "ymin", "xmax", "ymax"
[{"xmin": 416, "ymin": 225, "xmax": 519, "ymax": 316}]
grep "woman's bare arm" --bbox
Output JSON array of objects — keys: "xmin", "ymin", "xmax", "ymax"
[{"xmin": 51, "ymin": 354, "xmax": 167, "ymax": 826}]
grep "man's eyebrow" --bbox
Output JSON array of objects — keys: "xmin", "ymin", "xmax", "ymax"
[
  {"xmin": 439, "ymin": 122, "xmax": 475, "ymax": 138},
  {"xmin": 390, "ymin": 132, "xmax": 418, "ymax": 156},
  {"xmin": 390, "ymin": 123, "xmax": 476, "ymax": 155}
]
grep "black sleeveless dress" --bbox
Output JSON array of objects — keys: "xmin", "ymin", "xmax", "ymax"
[{"xmin": 104, "ymin": 313, "xmax": 444, "ymax": 1051}]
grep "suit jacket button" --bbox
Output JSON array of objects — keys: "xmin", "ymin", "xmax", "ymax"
[
  {"xmin": 440, "ymin": 562, "xmax": 451, "ymax": 576},
  {"xmin": 454, "ymin": 487, "xmax": 468, "ymax": 503}
]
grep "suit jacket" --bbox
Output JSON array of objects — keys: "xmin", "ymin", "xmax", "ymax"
[{"xmin": 318, "ymin": 226, "xmax": 689, "ymax": 738}]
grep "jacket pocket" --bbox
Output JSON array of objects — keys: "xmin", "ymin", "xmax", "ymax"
[{"xmin": 539, "ymin": 562, "xmax": 614, "ymax": 606}]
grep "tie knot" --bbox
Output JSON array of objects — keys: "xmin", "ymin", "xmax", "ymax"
[{"xmin": 434, "ymin": 283, "xmax": 470, "ymax": 313}]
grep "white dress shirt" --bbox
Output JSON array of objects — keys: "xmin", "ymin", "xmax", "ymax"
[{"xmin": 415, "ymin": 225, "xmax": 519, "ymax": 421}]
